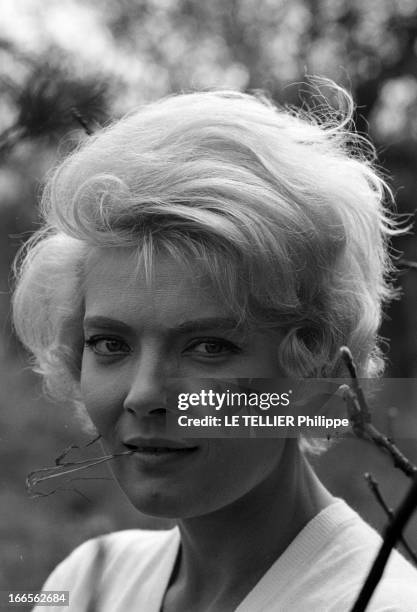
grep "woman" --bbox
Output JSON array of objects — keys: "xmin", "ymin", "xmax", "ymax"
[{"xmin": 13, "ymin": 85, "xmax": 417, "ymax": 611}]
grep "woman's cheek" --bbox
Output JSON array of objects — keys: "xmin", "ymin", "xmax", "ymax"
[{"xmin": 80, "ymin": 366, "xmax": 124, "ymax": 434}]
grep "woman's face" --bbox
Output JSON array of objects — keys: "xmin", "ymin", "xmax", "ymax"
[{"xmin": 80, "ymin": 248, "xmax": 289, "ymax": 518}]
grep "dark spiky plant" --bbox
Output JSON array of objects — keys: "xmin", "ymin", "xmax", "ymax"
[{"xmin": 0, "ymin": 46, "xmax": 112, "ymax": 155}]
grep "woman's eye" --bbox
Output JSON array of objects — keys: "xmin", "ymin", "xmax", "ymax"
[
  {"xmin": 85, "ymin": 336, "xmax": 130, "ymax": 356},
  {"xmin": 185, "ymin": 339, "xmax": 240, "ymax": 358}
]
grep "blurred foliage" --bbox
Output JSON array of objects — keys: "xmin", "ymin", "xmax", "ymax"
[
  {"xmin": 1, "ymin": 0, "xmax": 417, "ymax": 598},
  {"xmin": 0, "ymin": 44, "xmax": 111, "ymax": 151}
]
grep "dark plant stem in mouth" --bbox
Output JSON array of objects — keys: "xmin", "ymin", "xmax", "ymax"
[{"xmin": 26, "ymin": 451, "xmax": 133, "ymax": 497}]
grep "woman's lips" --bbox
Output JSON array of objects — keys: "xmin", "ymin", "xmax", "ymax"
[
  {"xmin": 121, "ymin": 438, "xmax": 199, "ymax": 466},
  {"xmin": 126, "ymin": 445, "xmax": 197, "ymax": 454},
  {"xmin": 123, "ymin": 437, "xmax": 198, "ymax": 450}
]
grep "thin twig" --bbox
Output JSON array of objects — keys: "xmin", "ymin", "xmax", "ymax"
[
  {"xmin": 339, "ymin": 346, "xmax": 417, "ymax": 610},
  {"xmin": 364, "ymin": 473, "xmax": 417, "ymax": 564},
  {"xmin": 71, "ymin": 107, "xmax": 93, "ymax": 135},
  {"xmin": 26, "ymin": 451, "xmax": 133, "ymax": 497},
  {"xmin": 55, "ymin": 434, "xmax": 101, "ymax": 465},
  {"xmin": 351, "ymin": 475, "xmax": 417, "ymax": 612},
  {"xmin": 340, "ymin": 346, "xmax": 417, "ymax": 478},
  {"xmin": 29, "ymin": 486, "xmax": 93, "ymax": 502}
]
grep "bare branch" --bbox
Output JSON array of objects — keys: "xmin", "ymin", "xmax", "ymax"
[
  {"xmin": 338, "ymin": 346, "xmax": 417, "ymax": 609},
  {"xmin": 364, "ymin": 473, "xmax": 417, "ymax": 565},
  {"xmin": 340, "ymin": 346, "xmax": 417, "ymax": 478},
  {"xmin": 351, "ymin": 475, "xmax": 417, "ymax": 611},
  {"xmin": 71, "ymin": 107, "xmax": 94, "ymax": 135}
]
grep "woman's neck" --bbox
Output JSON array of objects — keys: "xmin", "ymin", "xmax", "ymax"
[{"xmin": 162, "ymin": 441, "xmax": 334, "ymax": 612}]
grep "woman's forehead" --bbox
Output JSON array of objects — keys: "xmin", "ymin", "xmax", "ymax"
[
  {"xmin": 84, "ymin": 246, "xmax": 215, "ymax": 289},
  {"xmin": 82, "ymin": 248, "xmax": 236, "ymax": 328}
]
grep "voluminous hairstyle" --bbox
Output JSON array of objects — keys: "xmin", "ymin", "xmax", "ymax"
[{"xmin": 12, "ymin": 84, "xmax": 401, "ymax": 447}]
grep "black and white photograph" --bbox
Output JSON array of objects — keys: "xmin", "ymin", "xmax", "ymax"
[{"xmin": 1, "ymin": 1, "xmax": 417, "ymax": 611}]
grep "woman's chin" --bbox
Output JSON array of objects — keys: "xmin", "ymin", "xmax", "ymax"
[{"xmin": 122, "ymin": 485, "xmax": 188, "ymax": 519}]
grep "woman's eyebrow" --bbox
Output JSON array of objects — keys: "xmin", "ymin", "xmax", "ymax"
[
  {"xmin": 83, "ymin": 315, "xmax": 244, "ymax": 335},
  {"xmin": 175, "ymin": 317, "xmax": 243, "ymax": 334},
  {"xmin": 83, "ymin": 316, "xmax": 133, "ymax": 333}
]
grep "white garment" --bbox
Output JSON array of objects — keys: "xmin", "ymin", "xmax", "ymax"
[{"xmin": 34, "ymin": 500, "xmax": 417, "ymax": 612}]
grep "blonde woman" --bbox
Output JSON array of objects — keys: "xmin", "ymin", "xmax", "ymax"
[{"xmin": 13, "ymin": 86, "xmax": 417, "ymax": 611}]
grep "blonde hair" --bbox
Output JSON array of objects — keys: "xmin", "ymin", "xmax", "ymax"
[{"xmin": 12, "ymin": 85, "xmax": 401, "ymax": 443}]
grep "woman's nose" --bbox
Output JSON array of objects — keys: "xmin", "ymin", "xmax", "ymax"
[{"xmin": 123, "ymin": 350, "xmax": 169, "ymax": 416}]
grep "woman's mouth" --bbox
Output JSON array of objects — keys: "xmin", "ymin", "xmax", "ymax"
[
  {"xmin": 122, "ymin": 439, "xmax": 199, "ymax": 466},
  {"xmin": 128, "ymin": 446, "xmax": 195, "ymax": 454}
]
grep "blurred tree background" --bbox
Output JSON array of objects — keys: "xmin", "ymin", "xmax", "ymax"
[{"xmin": 1, "ymin": 0, "xmax": 417, "ymax": 600}]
